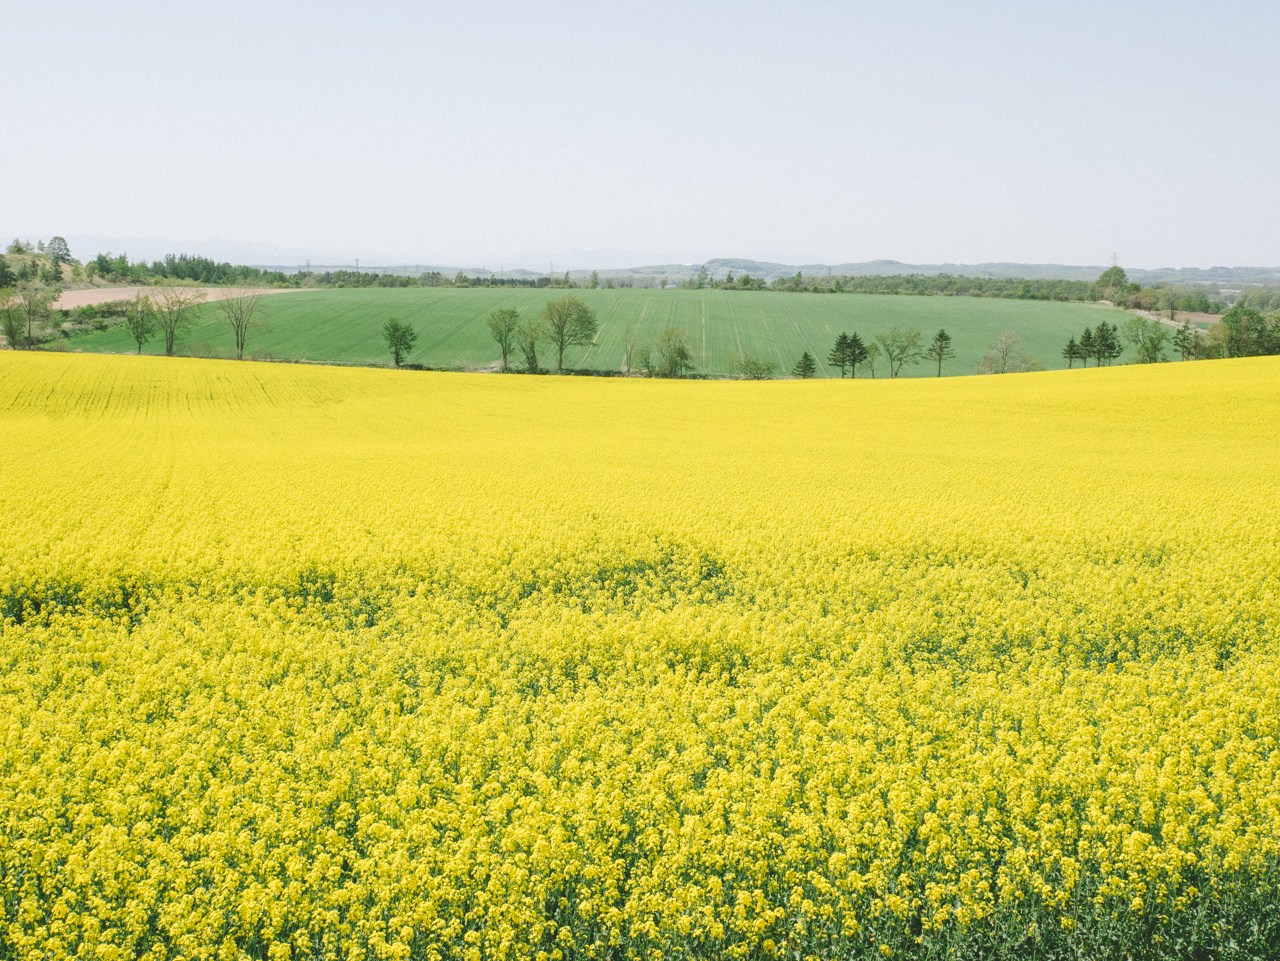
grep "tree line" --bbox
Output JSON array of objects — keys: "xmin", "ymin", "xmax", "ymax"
[
  {"xmin": 0, "ymin": 279, "xmax": 270, "ymax": 359},
  {"xmin": 1062, "ymin": 310, "xmax": 1280, "ymax": 367},
  {"xmin": 1094, "ymin": 265, "xmax": 1227, "ymax": 315},
  {"xmin": 6, "ymin": 240, "xmax": 1256, "ymax": 313}
]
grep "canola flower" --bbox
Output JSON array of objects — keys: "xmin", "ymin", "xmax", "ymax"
[{"xmin": 1, "ymin": 352, "xmax": 1278, "ymax": 961}]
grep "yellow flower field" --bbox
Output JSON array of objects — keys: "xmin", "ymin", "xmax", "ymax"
[{"xmin": 1, "ymin": 352, "xmax": 1278, "ymax": 961}]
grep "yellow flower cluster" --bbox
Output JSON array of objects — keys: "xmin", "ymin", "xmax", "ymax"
[{"xmin": 1, "ymin": 353, "xmax": 1278, "ymax": 960}]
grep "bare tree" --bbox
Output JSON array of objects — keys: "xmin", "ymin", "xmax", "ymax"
[
  {"xmin": 17, "ymin": 283, "xmax": 61, "ymax": 347},
  {"xmin": 860, "ymin": 341, "xmax": 881, "ymax": 379},
  {"xmin": 976, "ymin": 331, "xmax": 1044, "ymax": 374},
  {"xmin": 992, "ymin": 330, "xmax": 1020, "ymax": 373},
  {"xmin": 215, "ymin": 288, "xmax": 269, "ymax": 360},
  {"xmin": 623, "ymin": 330, "xmax": 637, "ymax": 374},
  {"xmin": 150, "ymin": 280, "xmax": 208, "ymax": 356}
]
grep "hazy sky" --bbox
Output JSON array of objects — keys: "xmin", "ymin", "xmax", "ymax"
[{"xmin": 6, "ymin": 0, "xmax": 1279, "ymax": 269}]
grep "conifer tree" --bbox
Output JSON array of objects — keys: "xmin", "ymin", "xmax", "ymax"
[
  {"xmin": 792, "ymin": 351, "xmax": 817, "ymax": 378},
  {"xmin": 846, "ymin": 331, "xmax": 869, "ymax": 377},
  {"xmin": 1062, "ymin": 337, "xmax": 1079, "ymax": 369},
  {"xmin": 828, "ymin": 333, "xmax": 851, "ymax": 377},
  {"xmin": 1093, "ymin": 321, "xmax": 1122, "ymax": 366},
  {"xmin": 925, "ymin": 329, "xmax": 955, "ymax": 377},
  {"xmin": 1078, "ymin": 327, "xmax": 1095, "ymax": 367}
]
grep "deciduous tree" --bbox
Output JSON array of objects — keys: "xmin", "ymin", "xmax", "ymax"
[
  {"xmin": 486, "ymin": 308, "xmax": 520, "ymax": 370},
  {"xmin": 1218, "ymin": 307, "xmax": 1276, "ymax": 357},
  {"xmin": 1097, "ymin": 265, "xmax": 1128, "ymax": 289},
  {"xmin": 46, "ymin": 236, "xmax": 71, "ymax": 265},
  {"xmin": 122, "ymin": 294, "xmax": 157, "ymax": 354},
  {"xmin": 976, "ymin": 331, "xmax": 1044, "ymax": 374},
  {"xmin": 1172, "ymin": 321, "xmax": 1201, "ymax": 361},
  {"xmin": 1156, "ymin": 286, "xmax": 1184, "ymax": 324},
  {"xmin": 0, "ymin": 288, "xmax": 22, "ymax": 348},
  {"xmin": 733, "ymin": 354, "xmax": 778, "ymax": 379},
  {"xmin": 382, "ymin": 317, "xmax": 418, "ymax": 367},
  {"xmin": 1122, "ymin": 315, "xmax": 1170, "ymax": 363},
  {"xmin": 516, "ymin": 317, "xmax": 547, "ymax": 372},
  {"xmin": 860, "ymin": 341, "xmax": 881, "ymax": 379},
  {"xmin": 17, "ymin": 283, "xmax": 60, "ymax": 347},
  {"xmin": 541, "ymin": 296, "xmax": 598, "ymax": 373},
  {"xmin": 150, "ymin": 280, "xmax": 208, "ymax": 356},
  {"xmin": 648, "ymin": 328, "xmax": 695, "ymax": 378},
  {"xmin": 215, "ymin": 288, "xmax": 269, "ymax": 360},
  {"xmin": 874, "ymin": 326, "xmax": 924, "ymax": 378}
]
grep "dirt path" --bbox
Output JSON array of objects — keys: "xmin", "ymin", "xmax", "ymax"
[
  {"xmin": 1127, "ymin": 308, "xmax": 1219, "ymax": 331},
  {"xmin": 51, "ymin": 286, "xmax": 312, "ymax": 310}
]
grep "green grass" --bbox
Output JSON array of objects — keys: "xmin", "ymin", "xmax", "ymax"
[{"xmin": 66, "ymin": 288, "xmax": 1133, "ymax": 376}]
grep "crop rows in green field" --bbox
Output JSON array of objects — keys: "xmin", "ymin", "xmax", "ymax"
[{"xmin": 68, "ymin": 287, "xmax": 1131, "ymax": 376}]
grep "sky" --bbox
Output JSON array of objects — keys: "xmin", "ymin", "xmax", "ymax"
[{"xmin": 5, "ymin": 0, "xmax": 1279, "ymax": 270}]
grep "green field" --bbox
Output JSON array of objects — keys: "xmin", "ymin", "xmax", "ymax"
[{"xmin": 68, "ymin": 288, "xmax": 1133, "ymax": 376}]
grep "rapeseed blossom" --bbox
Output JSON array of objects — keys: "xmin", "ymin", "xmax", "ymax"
[{"xmin": 1, "ymin": 352, "xmax": 1278, "ymax": 960}]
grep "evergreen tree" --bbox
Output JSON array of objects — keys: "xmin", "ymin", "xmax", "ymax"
[
  {"xmin": 828, "ymin": 333, "xmax": 851, "ymax": 377},
  {"xmin": 1062, "ymin": 337, "xmax": 1079, "ymax": 369},
  {"xmin": 1094, "ymin": 321, "xmax": 1122, "ymax": 366},
  {"xmin": 925, "ymin": 329, "xmax": 955, "ymax": 377},
  {"xmin": 845, "ymin": 331, "xmax": 868, "ymax": 377},
  {"xmin": 792, "ymin": 351, "xmax": 817, "ymax": 378},
  {"xmin": 1172, "ymin": 321, "xmax": 1200, "ymax": 361},
  {"xmin": 1078, "ymin": 327, "xmax": 1095, "ymax": 367}
]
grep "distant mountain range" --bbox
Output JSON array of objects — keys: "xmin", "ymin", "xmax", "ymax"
[
  {"xmin": 240, "ymin": 259, "xmax": 1280, "ymax": 285},
  {"xmin": 10, "ymin": 233, "xmax": 1278, "ymax": 286},
  {"xmin": 690, "ymin": 259, "xmax": 1280, "ymax": 285},
  {"xmin": 322, "ymin": 259, "xmax": 1280, "ymax": 286}
]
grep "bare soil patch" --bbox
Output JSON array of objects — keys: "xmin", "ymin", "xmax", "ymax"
[{"xmin": 52, "ymin": 287, "xmax": 310, "ymax": 310}]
